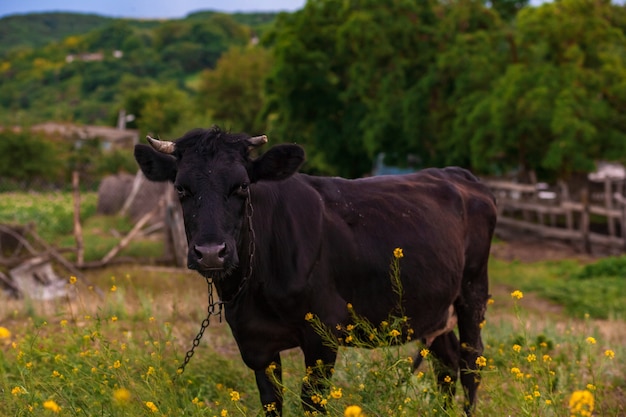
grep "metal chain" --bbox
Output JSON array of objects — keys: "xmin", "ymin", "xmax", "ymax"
[
  {"xmin": 177, "ymin": 276, "xmax": 222, "ymax": 375},
  {"xmin": 176, "ymin": 190, "xmax": 255, "ymax": 375}
]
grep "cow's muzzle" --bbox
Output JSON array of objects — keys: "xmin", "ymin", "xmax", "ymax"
[{"xmin": 192, "ymin": 243, "xmax": 226, "ymax": 270}]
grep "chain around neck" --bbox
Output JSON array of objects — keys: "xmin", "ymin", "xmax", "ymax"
[{"xmin": 177, "ymin": 189, "xmax": 255, "ymax": 375}]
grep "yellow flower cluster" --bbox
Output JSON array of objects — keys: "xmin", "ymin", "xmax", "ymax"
[
  {"xmin": 43, "ymin": 400, "xmax": 61, "ymax": 413},
  {"xmin": 144, "ymin": 401, "xmax": 158, "ymax": 412},
  {"xmin": 569, "ymin": 390, "xmax": 594, "ymax": 417},
  {"xmin": 510, "ymin": 290, "xmax": 524, "ymax": 300},
  {"xmin": 0, "ymin": 326, "xmax": 11, "ymax": 339},
  {"xmin": 345, "ymin": 405, "xmax": 366, "ymax": 417}
]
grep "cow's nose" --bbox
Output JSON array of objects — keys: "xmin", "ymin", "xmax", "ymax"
[{"xmin": 194, "ymin": 243, "xmax": 226, "ymax": 269}]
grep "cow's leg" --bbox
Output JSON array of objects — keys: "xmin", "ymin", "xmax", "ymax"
[
  {"xmin": 255, "ymin": 353, "xmax": 283, "ymax": 417},
  {"xmin": 429, "ymin": 331, "xmax": 460, "ymax": 406},
  {"xmin": 301, "ymin": 346, "xmax": 338, "ymax": 415},
  {"xmin": 411, "ymin": 332, "xmax": 460, "ymax": 409},
  {"xmin": 457, "ymin": 265, "xmax": 489, "ymax": 416}
]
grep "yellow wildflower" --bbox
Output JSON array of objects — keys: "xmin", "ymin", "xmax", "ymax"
[
  {"xmin": 475, "ymin": 356, "xmax": 487, "ymax": 367},
  {"xmin": 113, "ymin": 360, "xmax": 121, "ymax": 369},
  {"xmin": 569, "ymin": 390, "xmax": 594, "ymax": 417},
  {"xmin": 393, "ymin": 248, "xmax": 404, "ymax": 258},
  {"xmin": 512, "ymin": 344, "xmax": 522, "ymax": 353},
  {"xmin": 420, "ymin": 348, "xmax": 429, "ymax": 358},
  {"xmin": 604, "ymin": 349, "xmax": 615, "ymax": 359},
  {"xmin": 43, "ymin": 400, "xmax": 61, "ymax": 413},
  {"xmin": 113, "ymin": 388, "xmax": 131, "ymax": 404},
  {"xmin": 585, "ymin": 337, "xmax": 596, "ymax": 345},
  {"xmin": 221, "ymin": 409, "xmax": 228, "ymax": 417},
  {"xmin": 389, "ymin": 329, "xmax": 401, "ymax": 338},
  {"xmin": 0, "ymin": 327, "xmax": 11, "ymax": 339},
  {"xmin": 443, "ymin": 375, "xmax": 452, "ymax": 384},
  {"xmin": 11, "ymin": 386, "xmax": 26, "ymax": 396},
  {"xmin": 69, "ymin": 275, "xmax": 77, "ymax": 284},
  {"xmin": 230, "ymin": 391, "xmax": 240, "ymax": 402},
  {"xmin": 510, "ymin": 290, "xmax": 523, "ymax": 300},
  {"xmin": 110, "ymin": 285, "xmax": 117, "ymax": 292},
  {"xmin": 144, "ymin": 401, "xmax": 158, "ymax": 412},
  {"xmin": 330, "ymin": 387, "xmax": 343, "ymax": 399},
  {"xmin": 527, "ymin": 354, "xmax": 537, "ymax": 362},
  {"xmin": 344, "ymin": 405, "xmax": 365, "ymax": 417},
  {"xmin": 305, "ymin": 312, "xmax": 314, "ymax": 321}
]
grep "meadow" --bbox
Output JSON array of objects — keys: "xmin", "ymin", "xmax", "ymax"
[{"xmin": 0, "ymin": 192, "xmax": 625, "ymax": 416}]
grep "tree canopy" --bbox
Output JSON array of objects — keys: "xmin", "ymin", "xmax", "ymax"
[{"xmin": 2, "ymin": 2, "xmax": 626, "ymax": 183}]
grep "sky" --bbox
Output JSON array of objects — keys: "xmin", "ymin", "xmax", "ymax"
[{"xmin": 0, "ymin": 0, "xmax": 308, "ymax": 19}]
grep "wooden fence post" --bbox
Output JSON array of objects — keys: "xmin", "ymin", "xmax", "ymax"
[{"xmin": 580, "ymin": 187, "xmax": 591, "ymax": 254}]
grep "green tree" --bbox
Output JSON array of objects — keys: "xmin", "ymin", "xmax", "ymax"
[
  {"xmin": 122, "ymin": 83, "xmax": 191, "ymax": 138},
  {"xmin": 196, "ymin": 46, "xmax": 272, "ymax": 134},
  {"xmin": 469, "ymin": 0, "xmax": 626, "ymax": 180},
  {"xmin": 0, "ymin": 129, "xmax": 62, "ymax": 187},
  {"xmin": 265, "ymin": 0, "xmax": 439, "ymax": 177}
]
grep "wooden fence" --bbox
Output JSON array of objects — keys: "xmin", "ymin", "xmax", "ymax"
[{"xmin": 486, "ymin": 177, "xmax": 626, "ymax": 254}]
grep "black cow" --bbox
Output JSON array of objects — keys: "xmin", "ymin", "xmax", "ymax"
[{"xmin": 134, "ymin": 126, "xmax": 497, "ymax": 416}]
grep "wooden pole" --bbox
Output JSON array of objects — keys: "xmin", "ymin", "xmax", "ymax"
[
  {"xmin": 72, "ymin": 171, "xmax": 84, "ymax": 267},
  {"xmin": 581, "ymin": 187, "xmax": 591, "ymax": 254}
]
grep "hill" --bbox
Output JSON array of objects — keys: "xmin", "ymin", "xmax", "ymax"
[
  {"xmin": 0, "ymin": 11, "xmax": 279, "ymax": 127},
  {"xmin": 0, "ymin": 13, "xmax": 114, "ymax": 56}
]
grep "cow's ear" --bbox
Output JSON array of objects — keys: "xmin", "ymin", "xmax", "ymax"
[
  {"xmin": 134, "ymin": 144, "xmax": 177, "ymax": 182},
  {"xmin": 249, "ymin": 144, "xmax": 304, "ymax": 182}
]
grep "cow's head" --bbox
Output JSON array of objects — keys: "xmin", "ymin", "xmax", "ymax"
[{"xmin": 134, "ymin": 126, "xmax": 304, "ymax": 277}]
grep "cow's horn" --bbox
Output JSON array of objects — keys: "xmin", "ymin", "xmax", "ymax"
[
  {"xmin": 248, "ymin": 135, "xmax": 268, "ymax": 150},
  {"xmin": 147, "ymin": 136, "xmax": 176, "ymax": 154}
]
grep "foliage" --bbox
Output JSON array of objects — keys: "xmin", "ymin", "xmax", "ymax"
[
  {"xmin": 573, "ymin": 255, "xmax": 626, "ymax": 280},
  {"xmin": 0, "ymin": 11, "xmax": 266, "ymax": 128},
  {"xmin": 265, "ymin": 0, "xmax": 626, "ymax": 179},
  {"xmin": 0, "ymin": 129, "xmax": 63, "ymax": 188},
  {"xmin": 123, "ymin": 83, "xmax": 192, "ymax": 138},
  {"xmin": 0, "ymin": 13, "xmax": 113, "ymax": 57},
  {"xmin": 196, "ymin": 45, "xmax": 273, "ymax": 134},
  {"xmin": 3, "ymin": 2, "xmax": 626, "ymax": 181}
]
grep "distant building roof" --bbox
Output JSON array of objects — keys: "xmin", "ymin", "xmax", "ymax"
[
  {"xmin": 31, "ymin": 122, "xmax": 138, "ymax": 147},
  {"xmin": 588, "ymin": 161, "xmax": 625, "ymax": 181}
]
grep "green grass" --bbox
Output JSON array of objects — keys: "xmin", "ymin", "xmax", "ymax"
[
  {"xmin": 0, "ymin": 191, "xmax": 163, "ymax": 263},
  {"xmin": 489, "ymin": 255, "xmax": 626, "ymax": 320},
  {"xmin": 0, "ymin": 253, "xmax": 624, "ymax": 416},
  {"xmin": 0, "ymin": 191, "xmax": 98, "ymax": 242}
]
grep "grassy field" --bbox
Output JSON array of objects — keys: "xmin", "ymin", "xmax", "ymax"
[
  {"xmin": 0, "ymin": 254, "xmax": 624, "ymax": 416},
  {"xmin": 0, "ymin": 192, "xmax": 625, "ymax": 416}
]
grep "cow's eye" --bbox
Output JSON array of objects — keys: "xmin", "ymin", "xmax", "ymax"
[
  {"xmin": 231, "ymin": 182, "xmax": 249, "ymax": 197},
  {"xmin": 174, "ymin": 184, "xmax": 187, "ymax": 198}
]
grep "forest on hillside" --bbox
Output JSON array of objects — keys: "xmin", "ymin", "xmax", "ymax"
[{"xmin": 1, "ymin": 0, "xmax": 626, "ymax": 185}]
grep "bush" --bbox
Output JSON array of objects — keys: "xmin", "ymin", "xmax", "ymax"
[
  {"xmin": 573, "ymin": 256, "xmax": 626, "ymax": 280},
  {"xmin": 0, "ymin": 129, "xmax": 63, "ymax": 188}
]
